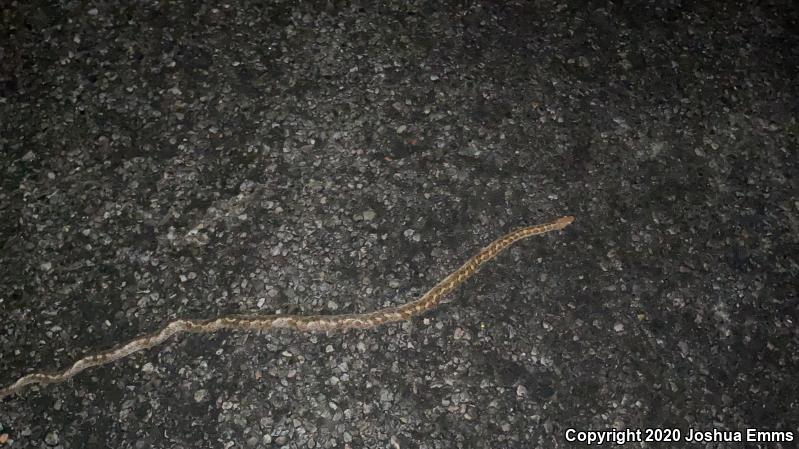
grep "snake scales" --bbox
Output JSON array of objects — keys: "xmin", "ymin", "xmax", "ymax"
[{"xmin": 0, "ymin": 216, "xmax": 573, "ymax": 399}]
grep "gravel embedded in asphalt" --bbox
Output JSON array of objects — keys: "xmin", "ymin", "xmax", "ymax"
[{"xmin": 1, "ymin": 1, "xmax": 797, "ymax": 448}]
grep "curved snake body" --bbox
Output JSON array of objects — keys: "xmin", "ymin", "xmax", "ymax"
[{"xmin": 0, "ymin": 216, "xmax": 573, "ymax": 399}]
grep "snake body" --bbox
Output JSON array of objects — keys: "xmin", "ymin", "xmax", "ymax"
[{"xmin": 0, "ymin": 216, "xmax": 573, "ymax": 399}]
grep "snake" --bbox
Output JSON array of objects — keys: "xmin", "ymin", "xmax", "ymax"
[{"xmin": 0, "ymin": 215, "xmax": 573, "ymax": 399}]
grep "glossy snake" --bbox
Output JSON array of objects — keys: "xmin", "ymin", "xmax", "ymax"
[{"xmin": 0, "ymin": 216, "xmax": 573, "ymax": 399}]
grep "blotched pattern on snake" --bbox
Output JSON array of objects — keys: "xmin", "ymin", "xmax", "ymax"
[{"xmin": 0, "ymin": 216, "xmax": 574, "ymax": 399}]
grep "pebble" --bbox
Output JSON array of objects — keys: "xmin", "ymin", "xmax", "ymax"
[
  {"xmin": 45, "ymin": 431, "xmax": 59, "ymax": 446},
  {"xmin": 194, "ymin": 389, "xmax": 207, "ymax": 402}
]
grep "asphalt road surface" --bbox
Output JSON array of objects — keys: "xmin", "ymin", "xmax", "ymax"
[{"xmin": 1, "ymin": 1, "xmax": 797, "ymax": 448}]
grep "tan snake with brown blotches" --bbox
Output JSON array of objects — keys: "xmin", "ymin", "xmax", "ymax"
[{"xmin": 0, "ymin": 216, "xmax": 573, "ymax": 399}]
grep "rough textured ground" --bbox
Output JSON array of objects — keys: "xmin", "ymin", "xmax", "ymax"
[{"xmin": 1, "ymin": 1, "xmax": 797, "ymax": 448}]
